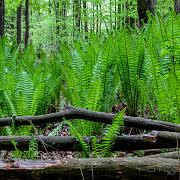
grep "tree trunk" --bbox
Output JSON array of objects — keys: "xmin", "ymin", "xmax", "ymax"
[
  {"xmin": 0, "ymin": 158, "xmax": 178, "ymax": 180},
  {"xmin": 61, "ymin": 1, "xmax": 67, "ymax": 32},
  {"xmin": 174, "ymin": 0, "xmax": 180, "ymax": 14},
  {"xmin": 17, "ymin": 4, "xmax": 22, "ymax": 45},
  {"xmin": 24, "ymin": 0, "xmax": 29, "ymax": 48},
  {"xmin": 96, "ymin": 3, "xmax": 99, "ymax": 33},
  {"xmin": 147, "ymin": 151, "xmax": 180, "ymax": 159},
  {"xmin": 0, "ymin": 0, "xmax": 5, "ymax": 38},
  {"xmin": 117, "ymin": 0, "xmax": 121, "ymax": 29},
  {"xmin": 55, "ymin": 1, "xmax": 60, "ymax": 39},
  {"xmin": 83, "ymin": 0, "xmax": 88, "ymax": 37},
  {"xmin": 73, "ymin": 0, "xmax": 81, "ymax": 37},
  {"xmin": 125, "ymin": 2, "xmax": 135, "ymax": 26},
  {"xmin": 137, "ymin": 0, "xmax": 157, "ymax": 26},
  {"xmin": 0, "ymin": 131, "xmax": 179, "ymax": 151}
]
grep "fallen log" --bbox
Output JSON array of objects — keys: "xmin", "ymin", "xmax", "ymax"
[
  {"xmin": 151, "ymin": 130, "xmax": 180, "ymax": 144},
  {"xmin": 0, "ymin": 106, "xmax": 179, "ymax": 132},
  {"xmin": 0, "ymin": 157, "xmax": 178, "ymax": 180},
  {"xmin": 0, "ymin": 131, "xmax": 179, "ymax": 151},
  {"xmin": 146, "ymin": 151, "xmax": 180, "ymax": 159},
  {"xmin": 134, "ymin": 148, "xmax": 178, "ymax": 156}
]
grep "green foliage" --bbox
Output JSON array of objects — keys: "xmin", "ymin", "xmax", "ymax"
[
  {"xmin": 0, "ymin": 3, "xmax": 180, "ymax": 160},
  {"xmin": 0, "ymin": 40, "xmax": 61, "ymax": 158},
  {"xmin": 59, "ymin": 37, "xmax": 120, "ymax": 136},
  {"xmin": 11, "ymin": 137, "xmax": 38, "ymax": 159},
  {"xmin": 93, "ymin": 110, "xmax": 125, "ymax": 157},
  {"xmin": 144, "ymin": 12, "xmax": 180, "ymax": 122},
  {"xmin": 66, "ymin": 110, "xmax": 124, "ymax": 158},
  {"xmin": 111, "ymin": 31, "xmax": 146, "ymax": 116}
]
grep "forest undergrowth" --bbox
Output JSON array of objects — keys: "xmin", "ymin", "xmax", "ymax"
[{"xmin": 0, "ymin": 11, "xmax": 179, "ymax": 159}]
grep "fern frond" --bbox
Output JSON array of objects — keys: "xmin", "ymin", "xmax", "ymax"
[
  {"xmin": 95, "ymin": 110, "xmax": 125, "ymax": 157},
  {"xmin": 67, "ymin": 121, "xmax": 89, "ymax": 158}
]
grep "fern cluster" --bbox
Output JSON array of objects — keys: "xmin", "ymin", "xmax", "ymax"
[
  {"xmin": 59, "ymin": 37, "xmax": 120, "ymax": 136},
  {"xmin": 144, "ymin": 11, "xmax": 180, "ymax": 122},
  {"xmin": 0, "ymin": 40, "xmax": 62, "ymax": 158}
]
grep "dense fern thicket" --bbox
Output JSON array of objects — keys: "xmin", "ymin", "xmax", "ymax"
[
  {"xmin": 0, "ymin": 10, "xmax": 180, "ymax": 158},
  {"xmin": 0, "ymin": 40, "xmax": 62, "ymax": 135},
  {"xmin": 144, "ymin": 12, "xmax": 180, "ymax": 123}
]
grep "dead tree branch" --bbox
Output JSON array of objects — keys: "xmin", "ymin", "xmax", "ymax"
[
  {"xmin": 0, "ymin": 107, "xmax": 179, "ymax": 132},
  {"xmin": 0, "ymin": 131, "xmax": 180, "ymax": 151}
]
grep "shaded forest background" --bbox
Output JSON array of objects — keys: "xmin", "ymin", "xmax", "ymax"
[{"xmin": 0, "ymin": 0, "xmax": 180, "ymax": 52}]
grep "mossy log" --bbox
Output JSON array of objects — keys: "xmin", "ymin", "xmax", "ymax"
[
  {"xmin": 0, "ymin": 157, "xmax": 179, "ymax": 180},
  {"xmin": 147, "ymin": 151, "xmax": 180, "ymax": 159}
]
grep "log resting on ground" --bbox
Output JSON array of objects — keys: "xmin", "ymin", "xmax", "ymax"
[
  {"xmin": 135, "ymin": 148, "xmax": 178, "ymax": 156},
  {"xmin": 0, "ymin": 157, "xmax": 179, "ymax": 180},
  {"xmin": 146, "ymin": 151, "xmax": 180, "ymax": 159},
  {"xmin": 0, "ymin": 106, "xmax": 179, "ymax": 132},
  {"xmin": 0, "ymin": 131, "xmax": 180, "ymax": 151}
]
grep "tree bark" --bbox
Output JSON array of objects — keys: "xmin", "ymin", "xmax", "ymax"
[
  {"xmin": 55, "ymin": 1, "xmax": 60, "ymax": 39},
  {"xmin": 117, "ymin": 0, "xmax": 121, "ymax": 29},
  {"xmin": 17, "ymin": 4, "xmax": 22, "ymax": 45},
  {"xmin": 73, "ymin": 0, "xmax": 81, "ymax": 37},
  {"xmin": 139, "ymin": 148, "xmax": 177, "ymax": 156},
  {"xmin": 0, "ymin": 107, "xmax": 179, "ymax": 133},
  {"xmin": 125, "ymin": 2, "xmax": 135, "ymax": 27},
  {"xmin": 0, "ymin": 157, "xmax": 178, "ymax": 180},
  {"xmin": 137, "ymin": 0, "xmax": 157, "ymax": 26},
  {"xmin": 147, "ymin": 151, "xmax": 180, "ymax": 159},
  {"xmin": 0, "ymin": 0, "xmax": 5, "ymax": 38},
  {"xmin": 61, "ymin": 1, "xmax": 67, "ymax": 33},
  {"xmin": 174, "ymin": 0, "xmax": 180, "ymax": 14},
  {"xmin": 83, "ymin": 0, "xmax": 88, "ymax": 36},
  {"xmin": 0, "ymin": 131, "xmax": 179, "ymax": 151},
  {"xmin": 24, "ymin": 0, "xmax": 29, "ymax": 48}
]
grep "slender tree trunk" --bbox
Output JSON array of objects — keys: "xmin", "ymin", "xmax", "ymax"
[
  {"xmin": 54, "ymin": 0, "xmax": 61, "ymax": 49},
  {"xmin": 137, "ymin": 0, "xmax": 157, "ymax": 26},
  {"xmin": 55, "ymin": 1, "xmax": 60, "ymax": 38},
  {"xmin": 83, "ymin": 0, "xmax": 88, "ymax": 36},
  {"xmin": 0, "ymin": 0, "xmax": 5, "ymax": 38},
  {"xmin": 92, "ymin": 2, "xmax": 95, "ymax": 33},
  {"xmin": 117, "ymin": 0, "xmax": 121, "ymax": 29},
  {"xmin": 61, "ymin": 1, "xmax": 67, "ymax": 32},
  {"xmin": 125, "ymin": 2, "xmax": 135, "ymax": 27},
  {"xmin": 73, "ymin": 0, "xmax": 81, "ymax": 37},
  {"xmin": 96, "ymin": 3, "xmax": 99, "ymax": 34},
  {"xmin": 109, "ymin": 0, "xmax": 112, "ymax": 31},
  {"xmin": 174, "ymin": 0, "xmax": 180, "ymax": 14},
  {"xmin": 48, "ymin": 0, "xmax": 51, "ymax": 14},
  {"xmin": 99, "ymin": 4, "xmax": 102, "ymax": 34},
  {"xmin": 17, "ymin": 4, "xmax": 22, "ymax": 45},
  {"xmin": 114, "ymin": 0, "xmax": 117, "ymax": 30},
  {"xmin": 24, "ymin": 0, "xmax": 29, "ymax": 48}
]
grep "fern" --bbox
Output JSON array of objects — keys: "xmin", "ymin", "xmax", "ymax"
[
  {"xmin": 67, "ymin": 121, "xmax": 89, "ymax": 158},
  {"xmin": 60, "ymin": 38, "xmax": 116, "ymax": 136},
  {"xmin": 28, "ymin": 137, "xmax": 38, "ymax": 159},
  {"xmin": 113, "ymin": 31, "xmax": 146, "ymax": 116},
  {"xmin": 94, "ymin": 110, "xmax": 125, "ymax": 157},
  {"xmin": 145, "ymin": 12, "xmax": 180, "ymax": 122},
  {"xmin": 48, "ymin": 122, "xmax": 64, "ymax": 136}
]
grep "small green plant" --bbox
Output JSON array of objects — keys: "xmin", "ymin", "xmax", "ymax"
[
  {"xmin": 92, "ymin": 109, "xmax": 125, "ymax": 157},
  {"xmin": 67, "ymin": 110, "xmax": 125, "ymax": 158}
]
